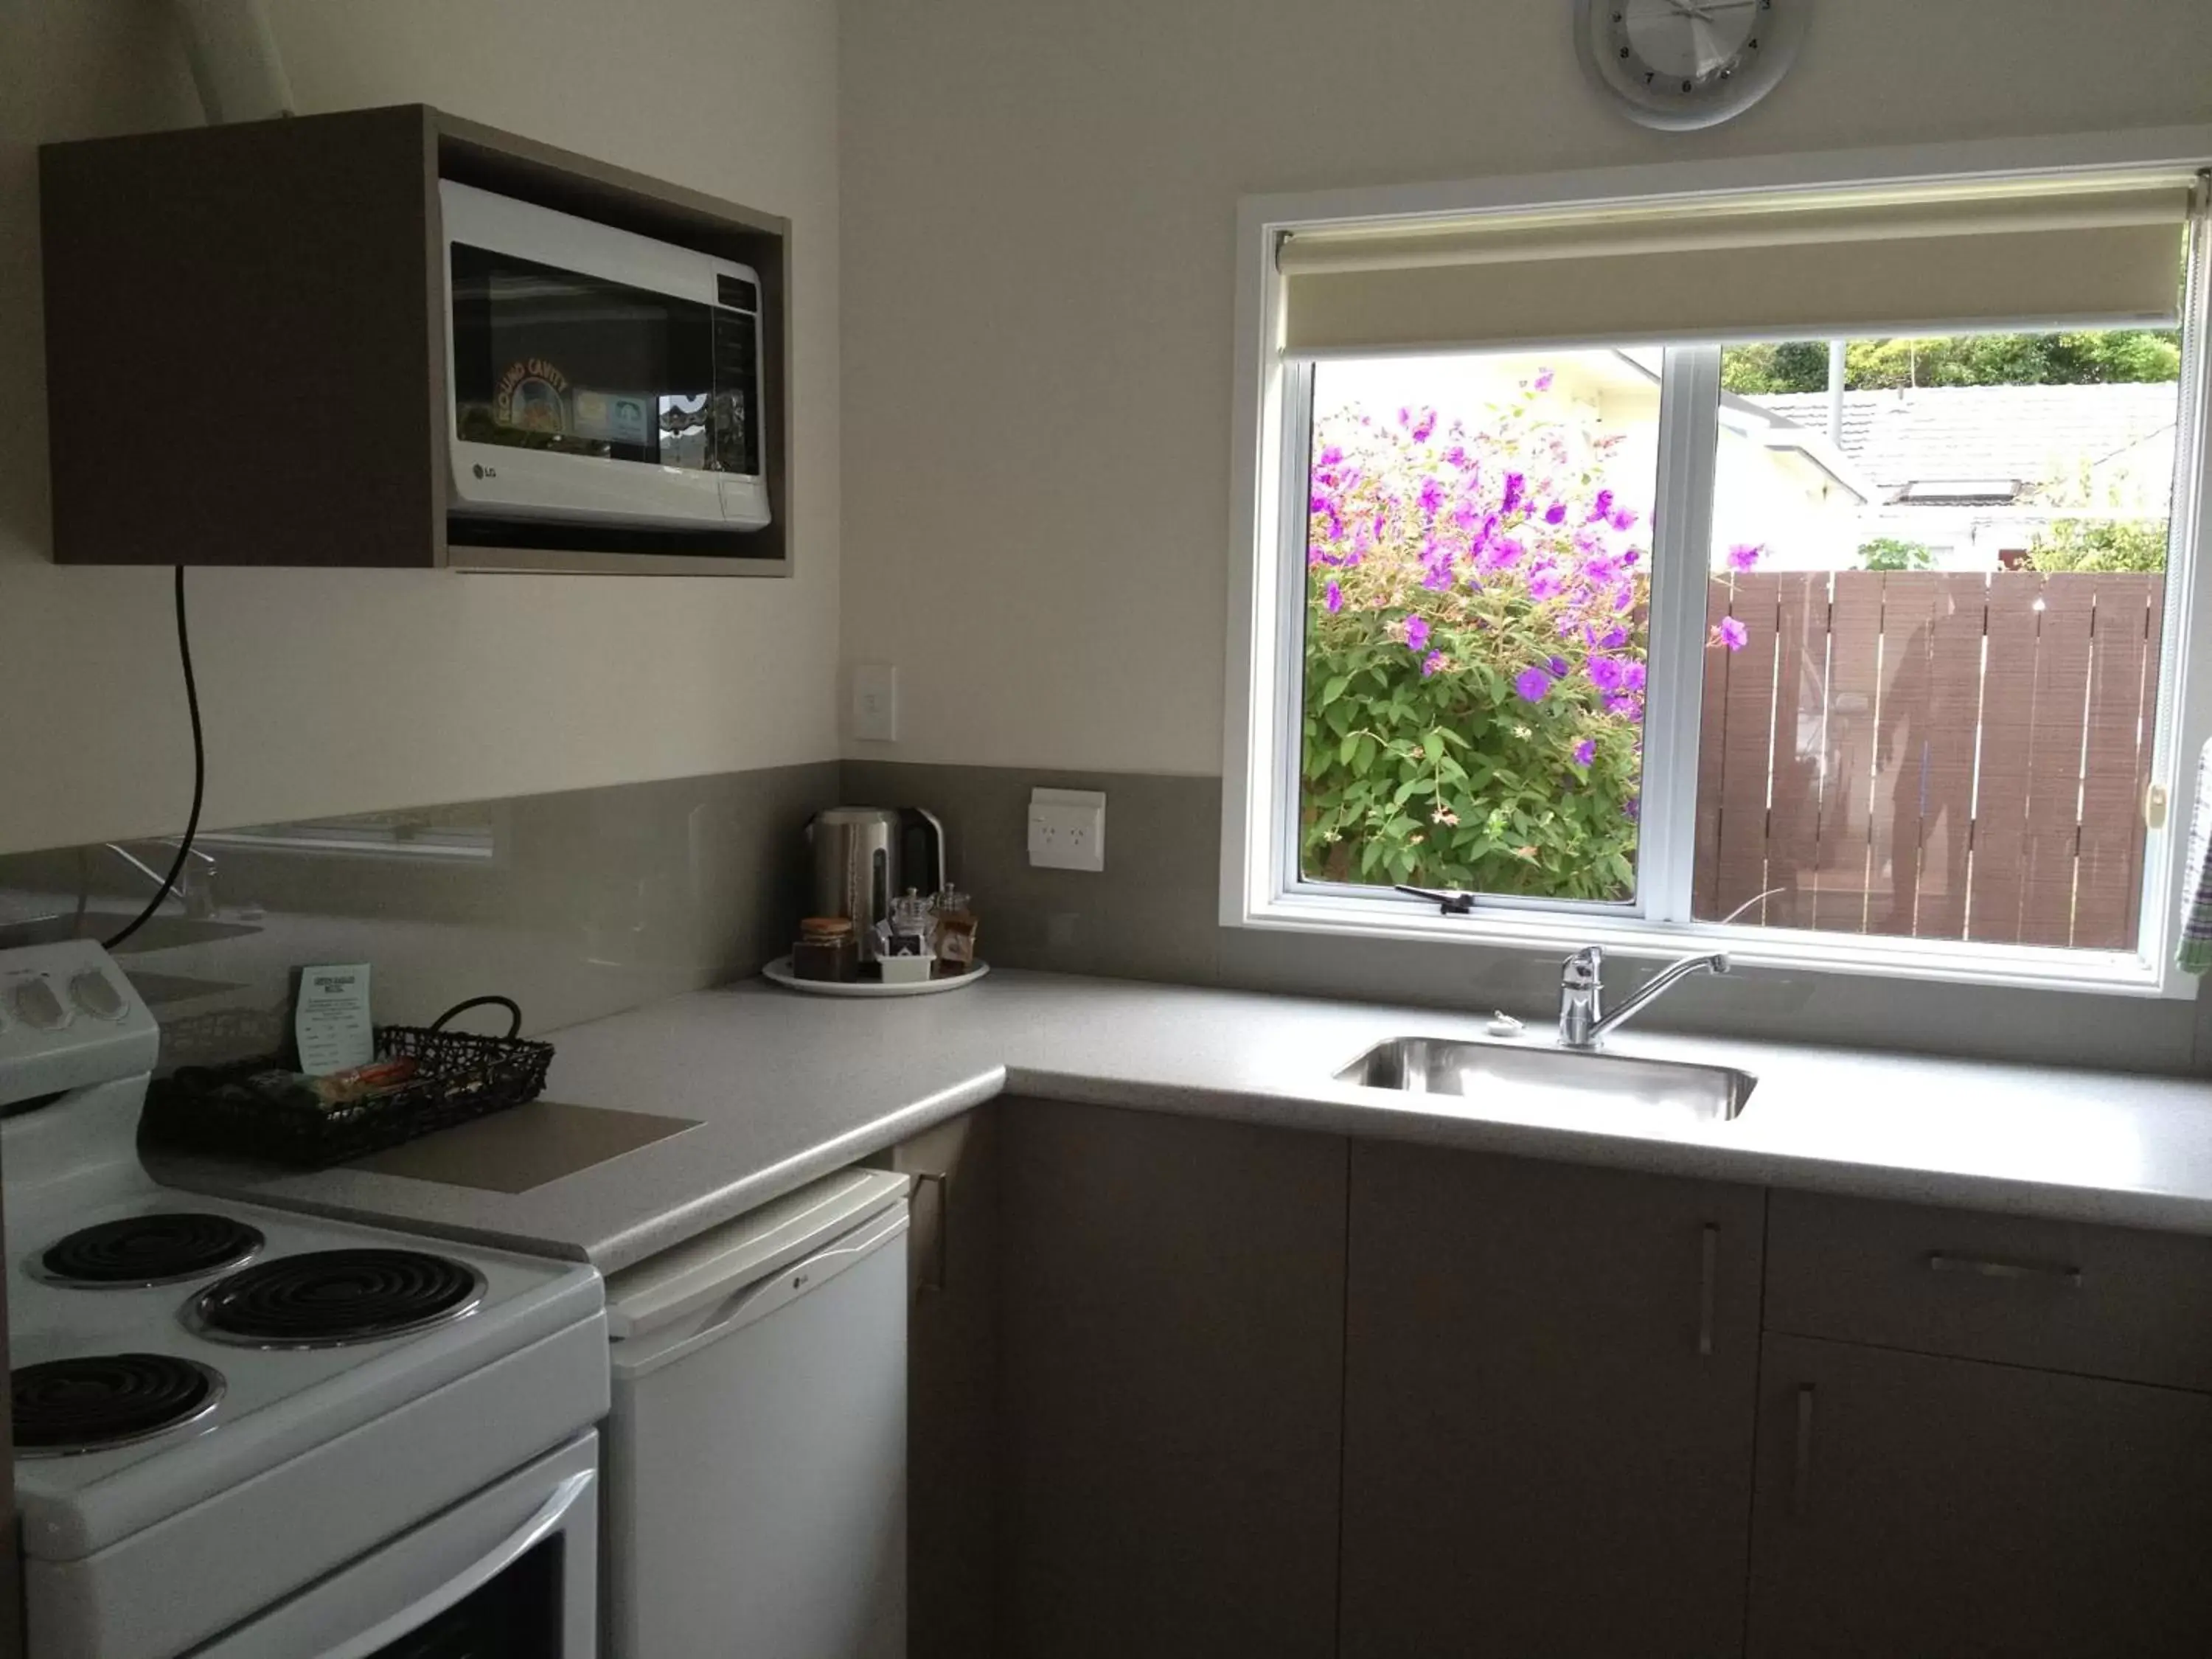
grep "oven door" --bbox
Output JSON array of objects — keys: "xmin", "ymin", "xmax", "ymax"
[{"xmin": 189, "ymin": 1430, "xmax": 597, "ymax": 1659}]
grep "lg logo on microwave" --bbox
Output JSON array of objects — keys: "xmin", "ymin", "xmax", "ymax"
[{"xmin": 472, "ymin": 463, "xmax": 498, "ymax": 479}]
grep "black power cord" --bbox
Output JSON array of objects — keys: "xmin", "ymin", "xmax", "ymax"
[{"xmin": 102, "ymin": 568, "xmax": 205, "ymax": 951}]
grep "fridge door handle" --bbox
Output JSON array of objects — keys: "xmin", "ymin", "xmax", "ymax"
[
  {"xmin": 613, "ymin": 1206, "xmax": 911, "ymax": 1381},
  {"xmin": 315, "ymin": 1470, "xmax": 595, "ymax": 1659}
]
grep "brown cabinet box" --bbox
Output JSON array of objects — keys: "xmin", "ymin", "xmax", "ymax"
[{"xmin": 39, "ymin": 105, "xmax": 790, "ymax": 575}]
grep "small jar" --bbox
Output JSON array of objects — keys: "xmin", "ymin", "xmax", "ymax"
[
  {"xmin": 934, "ymin": 884, "xmax": 978, "ymax": 971},
  {"xmin": 791, "ymin": 917, "xmax": 860, "ymax": 982}
]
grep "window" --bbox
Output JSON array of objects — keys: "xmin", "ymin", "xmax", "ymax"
[{"xmin": 1230, "ymin": 153, "xmax": 2212, "ymax": 993}]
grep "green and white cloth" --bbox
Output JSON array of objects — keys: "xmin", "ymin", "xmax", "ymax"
[{"xmin": 2179, "ymin": 739, "xmax": 2212, "ymax": 975}]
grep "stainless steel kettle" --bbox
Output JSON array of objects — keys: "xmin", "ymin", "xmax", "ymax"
[{"xmin": 804, "ymin": 807, "xmax": 946, "ymax": 960}]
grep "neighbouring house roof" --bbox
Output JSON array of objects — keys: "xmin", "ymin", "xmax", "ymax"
[{"xmin": 1747, "ymin": 383, "xmax": 2177, "ymax": 509}]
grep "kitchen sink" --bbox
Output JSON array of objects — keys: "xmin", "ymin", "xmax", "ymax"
[{"xmin": 1338, "ymin": 1035, "xmax": 1755, "ymax": 1121}]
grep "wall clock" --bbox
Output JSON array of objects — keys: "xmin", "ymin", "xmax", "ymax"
[{"xmin": 1576, "ymin": 0, "xmax": 1810, "ymax": 131}]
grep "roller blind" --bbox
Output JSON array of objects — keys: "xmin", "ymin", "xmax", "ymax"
[{"xmin": 1278, "ymin": 173, "xmax": 2198, "ymax": 356}]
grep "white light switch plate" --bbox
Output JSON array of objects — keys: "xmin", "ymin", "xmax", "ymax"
[
  {"xmin": 852, "ymin": 662, "xmax": 898, "ymax": 742},
  {"xmin": 1029, "ymin": 787, "xmax": 1105, "ymax": 872}
]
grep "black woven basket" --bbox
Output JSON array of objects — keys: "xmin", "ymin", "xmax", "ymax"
[{"xmin": 145, "ymin": 996, "xmax": 553, "ymax": 1169}]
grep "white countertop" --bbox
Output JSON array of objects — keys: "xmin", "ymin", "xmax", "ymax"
[{"xmin": 152, "ymin": 969, "xmax": 2212, "ymax": 1272}]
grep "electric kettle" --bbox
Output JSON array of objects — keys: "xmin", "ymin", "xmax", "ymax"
[{"xmin": 804, "ymin": 807, "xmax": 946, "ymax": 960}]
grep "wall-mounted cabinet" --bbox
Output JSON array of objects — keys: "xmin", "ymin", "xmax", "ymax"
[{"xmin": 38, "ymin": 105, "xmax": 790, "ymax": 575}]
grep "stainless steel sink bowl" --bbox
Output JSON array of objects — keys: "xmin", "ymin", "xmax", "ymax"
[{"xmin": 1338, "ymin": 1035, "xmax": 1755, "ymax": 1121}]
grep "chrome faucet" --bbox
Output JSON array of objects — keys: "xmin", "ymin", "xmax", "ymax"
[
  {"xmin": 103, "ymin": 841, "xmax": 220, "ymax": 920},
  {"xmin": 1557, "ymin": 944, "xmax": 1729, "ymax": 1050}
]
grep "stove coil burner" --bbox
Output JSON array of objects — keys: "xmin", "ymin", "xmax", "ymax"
[
  {"xmin": 13, "ymin": 1353, "xmax": 224, "ymax": 1455},
  {"xmin": 187, "ymin": 1249, "xmax": 485, "ymax": 1349},
  {"xmin": 36, "ymin": 1213, "xmax": 265, "ymax": 1287}
]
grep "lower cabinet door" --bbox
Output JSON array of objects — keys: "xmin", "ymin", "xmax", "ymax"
[
  {"xmin": 1748, "ymin": 1334, "xmax": 2212, "ymax": 1658},
  {"xmin": 997, "ymin": 1099, "xmax": 1348, "ymax": 1659},
  {"xmin": 1338, "ymin": 1141, "xmax": 1766, "ymax": 1659}
]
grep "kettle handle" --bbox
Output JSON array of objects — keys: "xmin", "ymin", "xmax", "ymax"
[{"xmin": 901, "ymin": 808, "xmax": 946, "ymax": 896}]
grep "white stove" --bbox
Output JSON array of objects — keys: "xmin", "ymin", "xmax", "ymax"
[{"xmin": 1, "ymin": 941, "xmax": 608, "ymax": 1659}]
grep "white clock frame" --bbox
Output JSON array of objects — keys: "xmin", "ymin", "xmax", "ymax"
[{"xmin": 1576, "ymin": 0, "xmax": 1811, "ymax": 132}]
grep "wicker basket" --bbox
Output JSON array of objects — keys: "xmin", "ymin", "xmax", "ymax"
[{"xmin": 145, "ymin": 996, "xmax": 553, "ymax": 1169}]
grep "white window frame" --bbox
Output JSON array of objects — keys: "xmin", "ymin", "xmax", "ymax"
[{"xmin": 1221, "ymin": 127, "xmax": 2212, "ymax": 998}]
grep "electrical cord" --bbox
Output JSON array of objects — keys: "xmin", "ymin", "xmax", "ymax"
[{"xmin": 102, "ymin": 568, "xmax": 204, "ymax": 951}]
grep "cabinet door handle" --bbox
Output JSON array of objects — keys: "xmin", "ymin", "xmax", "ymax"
[
  {"xmin": 1790, "ymin": 1384, "xmax": 1815, "ymax": 1517},
  {"xmin": 1926, "ymin": 1251, "xmax": 2081, "ymax": 1287},
  {"xmin": 1697, "ymin": 1223, "xmax": 1718, "ymax": 1358},
  {"xmin": 913, "ymin": 1169, "xmax": 950, "ymax": 1295}
]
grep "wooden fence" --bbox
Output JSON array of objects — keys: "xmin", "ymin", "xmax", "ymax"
[{"xmin": 1694, "ymin": 570, "xmax": 2163, "ymax": 950}]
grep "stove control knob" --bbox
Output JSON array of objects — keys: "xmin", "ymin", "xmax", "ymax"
[
  {"xmin": 69, "ymin": 970, "xmax": 127, "ymax": 1021},
  {"xmin": 12, "ymin": 977, "xmax": 69, "ymax": 1031}
]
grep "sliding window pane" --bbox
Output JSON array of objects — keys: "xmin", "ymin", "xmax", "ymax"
[
  {"xmin": 1301, "ymin": 350, "xmax": 1661, "ymax": 901},
  {"xmin": 1695, "ymin": 330, "xmax": 2182, "ymax": 948}
]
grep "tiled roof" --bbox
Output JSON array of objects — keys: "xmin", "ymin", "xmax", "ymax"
[{"xmin": 1747, "ymin": 383, "xmax": 2177, "ymax": 504}]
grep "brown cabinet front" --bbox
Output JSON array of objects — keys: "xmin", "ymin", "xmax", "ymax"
[
  {"xmin": 1748, "ymin": 1333, "xmax": 2212, "ymax": 1658},
  {"xmin": 1338, "ymin": 1142, "xmax": 1767, "ymax": 1659}
]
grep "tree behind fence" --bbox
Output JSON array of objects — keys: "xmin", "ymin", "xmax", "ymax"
[{"xmin": 1694, "ymin": 569, "xmax": 2164, "ymax": 950}]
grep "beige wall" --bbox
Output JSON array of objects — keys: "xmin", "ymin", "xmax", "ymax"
[
  {"xmin": 839, "ymin": 0, "xmax": 2212, "ymax": 775},
  {"xmin": 0, "ymin": 0, "xmax": 840, "ymax": 855}
]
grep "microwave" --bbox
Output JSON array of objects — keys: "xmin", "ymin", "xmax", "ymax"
[{"xmin": 439, "ymin": 181, "xmax": 769, "ymax": 535}]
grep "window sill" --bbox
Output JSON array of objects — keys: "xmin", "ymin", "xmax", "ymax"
[{"xmin": 1231, "ymin": 887, "xmax": 2180, "ymax": 999}]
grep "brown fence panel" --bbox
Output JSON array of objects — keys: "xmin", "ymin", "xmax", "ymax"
[
  {"xmin": 1763, "ymin": 574, "xmax": 1827, "ymax": 928},
  {"xmin": 1965, "ymin": 577, "xmax": 2042, "ymax": 945},
  {"xmin": 1689, "ymin": 568, "xmax": 2160, "ymax": 953},
  {"xmin": 2019, "ymin": 577, "xmax": 2098, "ymax": 946},
  {"xmin": 1712, "ymin": 574, "xmax": 1781, "ymax": 922},
  {"xmin": 1869, "ymin": 574, "xmax": 1943, "ymax": 937},
  {"xmin": 1812, "ymin": 573, "xmax": 1884, "ymax": 933},
  {"xmin": 1914, "ymin": 574, "xmax": 1989, "ymax": 941},
  {"xmin": 1691, "ymin": 578, "xmax": 1732, "ymax": 920},
  {"xmin": 2074, "ymin": 574, "xmax": 2159, "ymax": 950}
]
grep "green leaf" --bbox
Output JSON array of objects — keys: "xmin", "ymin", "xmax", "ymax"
[
  {"xmin": 1321, "ymin": 673, "xmax": 1352, "ymax": 706},
  {"xmin": 1338, "ymin": 731, "xmax": 1360, "ymax": 765}
]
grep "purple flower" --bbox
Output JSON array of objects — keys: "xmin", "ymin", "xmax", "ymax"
[
  {"xmin": 1621, "ymin": 661, "xmax": 1646, "ymax": 694},
  {"xmin": 1717, "ymin": 616, "xmax": 1748, "ymax": 651},
  {"xmin": 1610, "ymin": 506, "xmax": 1638, "ymax": 532},
  {"xmin": 1588, "ymin": 489, "xmax": 1614, "ymax": 524},
  {"xmin": 1544, "ymin": 501, "xmax": 1568, "ymax": 526},
  {"xmin": 1622, "ymin": 794, "xmax": 1641, "ymax": 823},
  {"xmin": 1573, "ymin": 738, "xmax": 1596, "ymax": 768},
  {"xmin": 1317, "ymin": 445, "xmax": 1344, "ymax": 467},
  {"xmin": 1421, "ymin": 650, "xmax": 1445, "ymax": 678},
  {"xmin": 1501, "ymin": 472, "xmax": 1526, "ymax": 515},
  {"xmin": 1526, "ymin": 566, "xmax": 1565, "ymax": 602},
  {"xmin": 1586, "ymin": 654, "xmax": 1627, "ymax": 694},
  {"xmin": 1324, "ymin": 581, "xmax": 1343, "ymax": 613},
  {"xmin": 1514, "ymin": 666, "xmax": 1553, "ymax": 703},
  {"xmin": 1727, "ymin": 542, "xmax": 1764, "ymax": 571},
  {"xmin": 1605, "ymin": 693, "xmax": 1644, "ymax": 720},
  {"xmin": 1547, "ymin": 654, "xmax": 1570, "ymax": 678},
  {"xmin": 1533, "ymin": 369, "xmax": 1555, "ymax": 392},
  {"xmin": 1403, "ymin": 616, "xmax": 1430, "ymax": 653},
  {"xmin": 1418, "ymin": 477, "xmax": 1444, "ymax": 517},
  {"xmin": 1597, "ymin": 625, "xmax": 1629, "ymax": 650}
]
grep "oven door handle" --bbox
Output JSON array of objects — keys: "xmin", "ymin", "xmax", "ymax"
[{"xmin": 316, "ymin": 1469, "xmax": 596, "ymax": 1659}]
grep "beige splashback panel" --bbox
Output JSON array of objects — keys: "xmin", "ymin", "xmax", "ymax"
[{"xmin": 349, "ymin": 1100, "xmax": 700, "ymax": 1194}]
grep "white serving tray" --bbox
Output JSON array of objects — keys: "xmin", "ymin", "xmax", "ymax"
[{"xmin": 761, "ymin": 958, "xmax": 991, "ymax": 998}]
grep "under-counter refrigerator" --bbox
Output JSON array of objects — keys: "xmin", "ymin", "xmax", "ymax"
[{"xmin": 602, "ymin": 1165, "xmax": 911, "ymax": 1658}]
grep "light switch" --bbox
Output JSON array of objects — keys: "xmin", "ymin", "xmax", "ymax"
[{"xmin": 852, "ymin": 663, "xmax": 899, "ymax": 743}]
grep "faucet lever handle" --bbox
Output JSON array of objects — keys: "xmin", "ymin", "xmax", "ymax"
[{"xmin": 1562, "ymin": 944, "xmax": 1603, "ymax": 987}]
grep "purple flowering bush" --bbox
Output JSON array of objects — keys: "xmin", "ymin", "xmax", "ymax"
[{"xmin": 1301, "ymin": 387, "xmax": 1653, "ymax": 898}]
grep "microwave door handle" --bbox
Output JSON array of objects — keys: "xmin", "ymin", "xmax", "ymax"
[{"xmin": 315, "ymin": 1470, "xmax": 595, "ymax": 1659}]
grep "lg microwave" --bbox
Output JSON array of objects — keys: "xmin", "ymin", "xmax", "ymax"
[{"xmin": 439, "ymin": 181, "xmax": 770, "ymax": 537}]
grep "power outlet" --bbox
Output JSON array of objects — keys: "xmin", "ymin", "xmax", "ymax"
[{"xmin": 1028, "ymin": 787, "xmax": 1105, "ymax": 872}]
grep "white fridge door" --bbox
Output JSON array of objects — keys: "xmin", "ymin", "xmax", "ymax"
[{"xmin": 607, "ymin": 1206, "xmax": 908, "ymax": 1659}]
